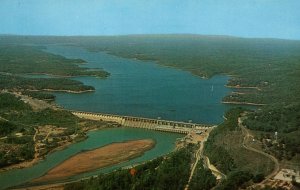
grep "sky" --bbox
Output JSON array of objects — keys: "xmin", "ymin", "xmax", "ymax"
[{"xmin": 0, "ymin": 0, "xmax": 299, "ymax": 39}]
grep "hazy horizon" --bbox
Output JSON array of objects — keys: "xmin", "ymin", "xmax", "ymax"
[
  {"xmin": 0, "ymin": 0, "xmax": 299, "ymax": 40},
  {"xmin": 2, "ymin": 33, "xmax": 300, "ymax": 42}
]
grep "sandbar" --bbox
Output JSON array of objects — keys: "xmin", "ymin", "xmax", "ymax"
[{"xmin": 33, "ymin": 139, "xmax": 155, "ymax": 182}]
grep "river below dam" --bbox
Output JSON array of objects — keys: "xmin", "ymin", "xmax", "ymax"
[
  {"xmin": 0, "ymin": 44, "xmax": 233, "ymax": 189},
  {"xmin": 0, "ymin": 128, "xmax": 182, "ymax": 189}
]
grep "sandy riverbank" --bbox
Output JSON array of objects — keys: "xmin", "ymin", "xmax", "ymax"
[{"xmin": 32, "ymin": 139, "xmax": 155, "ymax": 183}]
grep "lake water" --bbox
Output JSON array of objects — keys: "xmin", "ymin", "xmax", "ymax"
[
  {"xmin": 0, "ymin": 45, "xmax": 233, "ymax": 189},
  {"xmin": 46, "ymin": 45, "xmax": 233, "ymax": 124}
]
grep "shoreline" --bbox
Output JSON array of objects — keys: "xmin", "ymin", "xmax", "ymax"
[
  {"xmin": 0, "ymin": 71, "xmax": 108, "ymax": 79},
  {"xmin": 0, "ymin": 134, "xmax": 81, "ymax": 173},
  {"xmin": 225, "ymin": 85, "xmax": 261, "ymax": 91},
  {"xmin": 222, "ymin": 101, "xmax": 266, "ymax": 106},
  {"xmin": 27, "ymin": 89, "xmax": 95, "ymax": 94},
  {"xmin": 25, "ymin": 72, "xmax": 109, "ymax": 78},
  {"xmin": 0, "ymin": 157, "xmax": 43, "ymax": 173}
]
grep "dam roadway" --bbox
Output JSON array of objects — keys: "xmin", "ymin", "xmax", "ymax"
[{"xmin": 71, "ymin": 111, "xmax": 215, "ymax": 134}]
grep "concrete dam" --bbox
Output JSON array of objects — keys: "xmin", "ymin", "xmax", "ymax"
[{"xmin": 72, "ymin": 111, "xmax": 215, "ymax": 134}]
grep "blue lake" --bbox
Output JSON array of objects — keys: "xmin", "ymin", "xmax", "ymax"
[{"xmin": 45, "ymin": 45, "xmax": 233, "ymax": 124}]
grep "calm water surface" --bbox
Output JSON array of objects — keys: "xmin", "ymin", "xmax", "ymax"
[{"xmin": 46, "ymin": 45, "xmax": 232, "ymax": 124}]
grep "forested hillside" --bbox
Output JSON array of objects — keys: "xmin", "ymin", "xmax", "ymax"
[
  {"xmin": 2, "ymin": 34, "xmax": 299, "ymax": 104},
  {"xmin": 1, "ymin": 35, "xmax": 299, "ymax": 189}
]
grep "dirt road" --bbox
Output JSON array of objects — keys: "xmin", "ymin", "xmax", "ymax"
[{"xmin": 238, "ymin": 117, "xmax": 280, "ymax": 181}]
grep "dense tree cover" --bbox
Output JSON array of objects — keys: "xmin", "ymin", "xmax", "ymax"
[
  {"xmin": 0, "ymin": 93, "xmax": 31, "ymax": 111},
  {"xmin": 0, "ymin": 94, "xmax": 35, "ymax": 166},
  {"xmin": 189, "ymin": 159, "xmax": 216, "ymax": 190},
  {"xmin": 0, "ymin": 142, "xmax": 34, "ymax": 167},
  {"xmin": 4, "ymin": 135, "xmax": 33, "ymax": 144},
  {"xmin": 0, "ymin": 45, "xmax": 109, "ymax": 78},
  {"xmin": 243, "ymin": 103, "xmax": 300, "ymax": 133},
  {"xmin": 204, "ymin": 144, "xmax": 236, "ymax": 174},
  {"xmin": 154, "ymin": 145, "xmax": 193, "ymax": 190},
  {"xmin": 21, "ymin": 91, "xmax": 55, "ymax": 101},
  {"xmin": 65, "ymin": 144, "xmax": 196, "ymax": 190},
  {"xmin": 0, "ymin": 120, "xmax": 17, "ymax": 137},
  {"xmin": 220, "ymin": 107, "xmax": 245, "ymax": 131},
  {"xmin": 0, "ymin": 94, "xmax": 35, "ymax": 167},
  {"xmin": 0, "ymin": 93, "xmax": 33, "ymax": 137},
  {"xmin": 243, "ymin": 103, "xmax": 300, "ymax": 160},
  {"xmin": 0, "ymin": 93, "xmax": 79, "ymax": 129},
  {"xmin": 0, "ymin": 74, "xmax": 95, "ymax": 92},
  {"xmin": 4, "ymin": 108, "xmax": 80, "ymax": 128},
  {"xmin": 216, "ymin": 170, "xmax": 253, "ymax": 190}
]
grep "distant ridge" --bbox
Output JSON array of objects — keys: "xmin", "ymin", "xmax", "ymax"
[{"xmin": 0, "ymin": 33, "xmax": 299, "ymax": 41}]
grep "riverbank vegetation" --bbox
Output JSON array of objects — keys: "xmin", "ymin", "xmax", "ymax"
[{"xmin": 64, "ymin": 144, "xmax": 217, "ymax": 190}]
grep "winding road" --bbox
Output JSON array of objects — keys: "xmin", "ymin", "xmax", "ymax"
[
  {"xmin": 238, "ymin": 117, "xmax": 280, "ymax": 182},
  {"xmin": 203, "ymin": 156, "xmax": 226, "ymax": 180}
]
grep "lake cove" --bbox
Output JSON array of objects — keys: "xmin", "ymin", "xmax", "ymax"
[
  {"xmin": 45, "ymin": 45, "xmax": 233, "ymax": 124},
  {"xmin": 0, "ymin": 128, "xmax": 182, "ymax": 189}
]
